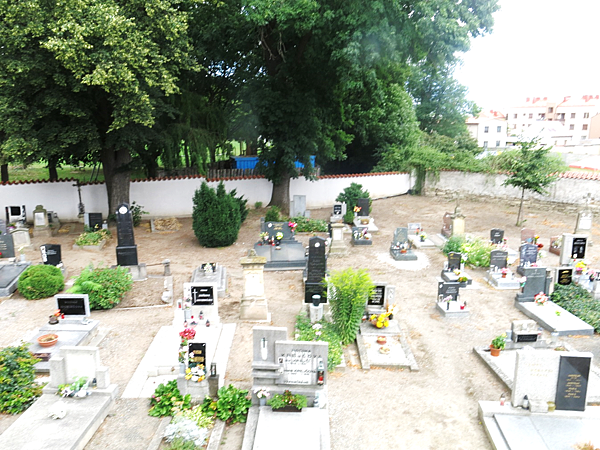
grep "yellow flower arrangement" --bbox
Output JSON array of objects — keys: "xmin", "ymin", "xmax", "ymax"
[{"xmin": 370, "ymin": 312, "xmax": 391, "ymax": 328}]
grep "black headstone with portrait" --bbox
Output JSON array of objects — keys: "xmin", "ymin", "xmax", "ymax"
[
  {"xmin": 368, "ymin": 285, "xmax": 386, "ymax": 308},
  {"xmin": 437, "ymin": 279, "xmax": 460, "ymax": 302},
  {"xmin": 115, "ymin": 203, "xmax": 138, "ymax": 266},
  {"xmin": 490, "ymin": 228, "xmax": 504, "ymax": 244},
  {"xmin": 517, "ymin": 243, "xmax": 538, "ymax": 275},
  {"xmin": 571, "ymin": 237, "xmax": 587, "ymax": 259},
  {"xmin": 356, "ymin": 198, "xmax": 370, "ymax": 217},
  {"xmin": 447, "ymin": 252, "xmax": 462, "ymax": 271},
  {"xmin": 40, "ymin": 244, "xmax": 62, "ymax": 266},
  {"xmin": 555, "ymin": 355, "xmax": 591, "ymax": 411}
]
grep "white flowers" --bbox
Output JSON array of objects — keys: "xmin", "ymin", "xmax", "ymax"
[{"xmin": 254, "ymin": 387, "xmax": 270, "ymax": 399}]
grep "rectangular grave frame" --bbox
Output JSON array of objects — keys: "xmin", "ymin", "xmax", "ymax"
[{"xmin": 55, "ymin": 294, "xmax": 91, "ymax": 321}]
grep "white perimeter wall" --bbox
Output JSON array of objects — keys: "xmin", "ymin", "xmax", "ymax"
[{"xmin": 0, "ymin": 172, "xmax": 412, "ymax": 221}]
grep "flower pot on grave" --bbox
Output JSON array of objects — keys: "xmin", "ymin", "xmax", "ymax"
[
  {"xmin": 400, "ymin": 249, "xmax": 407, "ymax": 254},
  {"xmin": 360, "ymin": 219, "xmax": 369, "ymax": 225},
  {"xmin": 37, "ymin": 333, "xmax": 58, "ymax": 347},
  {"xmin": 502, "ymin": 273, "xmax": 507, "ymax": 279},
  {"xmin": 259, "ymin": 397, "xmax": 267, "ymax": 407},
  {"xmin": 490, "ymin": 346, "xmax": 501, "ymax": 357},
  {"xmin": 420, "ymin": 236, "xmax": 425, "ymax": 242}
]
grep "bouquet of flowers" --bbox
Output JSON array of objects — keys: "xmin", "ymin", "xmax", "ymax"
[
  {"xmin": 353, "ymin": 206, "xmax": 361, "ymax": 213},
  {"xmin": 534, "ymin": 292, "xmax": 548, "ymax": 306},
  {"xmin": 254, "ymin": 387, "xmax": 270, "ymax": 399},
  {"xmin": 288, "ymin": 221, "xmax": 297, "ymax": 233},
  {"xmin": 259, "ymin": 232, "xmax": 269, "ymax": 242},
  {"xmin": 185, "ymin": 365, "xmax": 205, "ymax": 382},
  {"xmin": 275, "ymin": 232, "xmax": 283, "ymax": 241}
]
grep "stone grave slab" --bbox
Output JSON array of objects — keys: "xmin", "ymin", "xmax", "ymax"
[
  {"xmin": 0, "ymin": 233, "xmax": 15, "ymax": 258},
  {"xmin": 436, "ymin": 300, "xmax": 470, "ymax": 317},
  {"xmin": 357, "ymin": 321, "xmax": 418, "ymax": 371},
  {"xmin": 521, "ymin": 228, "xmax": 536, "ymax": 244},
  {"xmin": 514, "ymin": 301, "xmax": 594, "ymax": 336},
  {"xmin": 191, "ymin": 263, "xmax": 227, "ymax": 297},
  {"xmin": 30, "ymin": 330, "xmax": 92, "ymax": 373},
  {"xmin": 290, "ymin": 195, "xmax": 307, "ymax": 218},
  {"xmin": 486, "ymin": 272, "xmax": 521, "ymax": 290},
  {"xmin": 253, "ymin": 241, "xmax": 306, "ymax": 270},
  {"xmin": 251, "ymin": 407, "xmax": 328, "ymax": 450},
  {"xmin": 408, "ymin": 234, "xmax": 436, "ymax": 249},
  {"xmin": 560, "ymin": 233, "xmax": 588, "ymax": 265},
  {"xmin": 0, "ymin": 262, "xmax": 31, "ymax": 297},
  {"xmin": 390, "ymin": 227, "xmax": 416, "ymax": 260},
  {"xmin": 351, "ymin": 226, "xmax": 373, "ymax": 246}
]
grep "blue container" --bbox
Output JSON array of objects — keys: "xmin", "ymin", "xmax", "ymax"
[
  {"xmin": 295, "ymin": 155, "xmax": 316, "ymax": 169},
  {"xmin": 232, "ymin": 157, "xmax": 259, "ymax": 170}
]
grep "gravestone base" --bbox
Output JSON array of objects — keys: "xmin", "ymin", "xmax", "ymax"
[
  {"xmin": 436, "ymin": 301, "xmax": 470, "ymax": 318},
  {"xmin": 177, "ymin": 375, "xmax": 209, "ymax": 401},
  {"xmin": 352, "ymin": 238, "xmax": 373, "ymax": 246},
  {"xmin": 485, "ymin": 272, "xmax": 521, "ymax": 290},
  {"xmin": 33, "ymin": 226, "xmax": 55, "ymax": 238},
  {"xmin": 253, "ymin": 242, "xmax": 306, "ymax": 271},
  {"xmin": 408, "ymin": 236, "xmax": 436, "ymax": 249},
  {"xmin": 111, "ymin": 263, "xmax": 147, "ymax": 281},
  {"xmin": 441, "ymin": 270, "xmax": 472, "ymax": 287},
  {"xmin": 328, "ymin": 239, "xmax": 348, "ymax": 256},
  {"xmin": 329, "ymin": 215, "xmax": 343, "ymax": 224},
  {"xmin": 390, "ymin": 249, "xmax": 417, "ymax": 261},
  {"xmin": 191, "ymin": 264, "xmax": 227, "ymax": 297},
  {"xmin": 0, "ymin": 262, "xmax": 31, "ymax": 297},
  {"xmin": 353, "ymin": 217, "xmax": 379, "ymax": 234},
  {"xmin": 240, "ymin": 297, "xmax": 270, "ymax": 321}
]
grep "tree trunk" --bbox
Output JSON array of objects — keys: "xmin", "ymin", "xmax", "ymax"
[
  {"xmin": 101, "ymin": 146, "xmax": 132, "ymax": 216},
  {"xmin": 516, "ymin": 187, "xmax": 526, "ymax": 226},
  {"xmin": 48, "ymin": 156, "xmax": 58, "ymax": 181},
  {"xmin": 0, "ymin": 164, "xmax": 8, "ymax": 183},
  {"xmin": 269, "ymin": 171, "xmax": 291, "ymax": 216}
]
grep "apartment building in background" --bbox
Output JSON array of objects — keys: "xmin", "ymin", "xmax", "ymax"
[
  {"xmin": 506, "ymin": 95, "xmax": 600, "ymax": 145},
  {"xmin": 466, "ymin": 110, "xmax": 508, "ymax": 150}
]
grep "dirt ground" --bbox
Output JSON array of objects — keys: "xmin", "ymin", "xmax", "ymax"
[{"xmin": 1, "ymin": 193, "xmax": 599, "ymax": 450}]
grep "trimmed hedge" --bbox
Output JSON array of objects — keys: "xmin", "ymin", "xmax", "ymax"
[{"xmin": 17, "ymin": 264, "xmax": 64, "ymax": 300}]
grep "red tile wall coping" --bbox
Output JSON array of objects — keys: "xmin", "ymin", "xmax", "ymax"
[
  {"xmin": 439, "ymin": 170, "xmax": 600, "ymax": 181},
  {"xmin": 0, "ymin": 171, "xmax": 408, "ymax": 186}
]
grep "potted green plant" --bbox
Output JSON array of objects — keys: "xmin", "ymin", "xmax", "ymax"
[
  {"xmin": 490, "ymin": 333, "xmax": 506, "ymax": 357},
  {"xmin": 267, "ymin": 390, "xmax": 307, "ymax": 412}
]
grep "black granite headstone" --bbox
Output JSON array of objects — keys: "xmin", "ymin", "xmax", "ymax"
[
  {"xmin": 368, "ymin": 285, "xmax": 386, "ymax": 307},
  {"xmin": 356, "ymin": 198, "xmax": 370, "ymax": 217},
  {"xmin": 333, "ymin": 204, "xmax": 342, "ymax": 215},
  {"xmin": 262, "ymin": 221, "xmax": 293, "ymax": 241},
  {"xmin": 447, "ymin": 252, "xmax": 462, "ymax": 271},
  {"xmin": 306, "ymin": 237, "xmax": 327, "ymax": 283},
  {"xmin": 557, "ymin": 268, "xmax": 573, "ymax": 286},
  {"xmin": 188, "ymin": 342, "xmax": 206, "ymax": 370},
  {"xmin": 490, "ymin": 250, "xmax": 508, "ymax": 269},
  {"xmin": 437, "ymin": 280, "xmax": 460, "ymax": 301},
  {"xmin": 519, "ymin": 244, "xmax": 538, "ymax": 267},
  {"xmin": 517, "ymin": 267, "xmax": 550, "ymax": 301},
  {"xmin": 490, "ymin": 228, "xmax": 504, "ymax": 244},
  {"xmin": 40, "ymin": 244, "xmax": 62, "ymax": 266},
  {"xmin": 86, "ymin": 213, "xmax": 103, "ymax": 230},
  {"xmin": 56, "ymin": 295, "xmax": 89, "ymax": 317},
  {"xmin": 116, "ymin": 203, "xmax": 138, "ymax": 266},
  {"xmin": 190, "ymin": 284, "xmax": 215, "ymax": 306},
  {"xmin": 0, "ymin": 234, "xmax": 15, "ymax": 258},
  {"xmin": 571, "ymin": 237, "xmax": 587, "ymax": 259},
  {"xmin": 556, "ymin": 355, "xmax": 591, "ymax": 411}
]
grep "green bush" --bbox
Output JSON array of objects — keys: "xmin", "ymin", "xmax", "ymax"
[
  {"xmin": 442, "ymin": 235, "xmax": 466, "ymax": 255},
  {"xmin": 0, "ymin": 343, "xmax": 43, "ymax": 414},
  {"xmin": 551, "ymin": 284, "xmax": 600, "ymax": 332},
  {"xmin": 343, "ymin": 210, "xmax": 354, "ymax": 225},
  {"xmin": 149, "ymin": 380, "xmax": 191, "ymax": 417},
  {"xmin": 67, "ymin": 265, "xmax": 132, "ymax": 310},
  {"xmin": 442, "ymin": 235, "xmax": 493, "ymax": 268},
  {"xmin": 18, "ymin": 265, "xmax": 64, "ymax": 300},
  {"xmin": 201, "ymin": 384, "xmax": 251, "ymax": 424},
  {"xmin": 192, "ymin": 182, "xmax": 242, "ymax": 247},
  {"xmin": 328, "ymin": 268, "xmax": 374, "ymax": 345},
  {"xmin": 229, "ymin": 188, "xmax": 248, "ymax": 224},
  {"xmin": 295, "ymin": 313, "xmax": 343, "ymax": 371},
  {"xmin": 131, "ymin": 201, "xmax": 149, "ymax": 227},
  {"xmin": 264, "ymin": 206, "xmax": 281, "ymax": 222},
  {"xmin": 289, "ymin": 216, "xmax": 328, "ymax": 233},
  {"xmin": 336, "ymin": 183, "xmax": 371, "ymax": 215}
]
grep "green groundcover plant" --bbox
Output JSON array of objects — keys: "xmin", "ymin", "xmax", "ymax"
[
  {"xmin": 0, "ymin": 343, "xmax": 43, "ymax": 414},
  {"xmin": 551, "ymin": 284, "xmax": 600, "ymax": 332},
  {"xmin": 201, "ymin": 384, "xmax": 251, "ymax": 424},
  {"xmin": 295, "ymin": 314, "xmax": 343, "ymax": 371},
  {"xmin": 67, "ymin": 265, "xmax": 132, "ymax": 309},
  {"xmin": 149, "ymin": 380, "xmax": 192, "ymax": 417}
]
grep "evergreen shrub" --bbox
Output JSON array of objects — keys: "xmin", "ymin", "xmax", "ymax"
[
  {"xmin": 18, "ymin": 265, "xmax": 64, "ymax": 300},
  {"xmin": 336, "ymin": 183, "xmax": 371, "ymax": 215},
  {"xmin": 264, "ymin": 206, "xmax": 281, "ymax": 222},
  {"xmin": 192, "ymin": 182, "xmax": 243, "ymax": 247}
]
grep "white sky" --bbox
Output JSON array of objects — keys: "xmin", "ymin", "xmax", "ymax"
[{"xmin": 453, "ymin": 0, "xmax": 600, "ymax": 111}]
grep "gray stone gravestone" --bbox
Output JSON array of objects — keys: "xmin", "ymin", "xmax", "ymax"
[
  {"xmin": 490, "ymin": 250, "xmax": 508, "ymax": 270},
  {"xmin": 240, "ymin": 250, "xmax": 269, "ymax": 321},
  {"xmin": 516, "ymin": 267, "xmax": 552, "ymax": 302},
  {"xmin": 389, "ymin": 227, "xmax": 416, "ymax": 260},
  {"xmin": 305, "ymin": 236, "xmax": 327, "ymax": 304},
  {"xmin": 115, "ymin": 203, "xmax": 138, "ymax": 266},
  {"xmin": 517, "ymin": 243, "xmax": 538, "ymax": 275},
  {"xmin": 521, "ymin": 228, "xmax": 536, "ymax": 244},
  {"xmin": 33, "ymin": 204, "xmax": 49, "ymax": 228},
  {"xmin": 40, "ymin": 244, "xmax": 62, "ymax": 266},
  {"xmin": 290, "ymin": 195, "xmax": 307, "ymax": 218},
  {"xmin": 574, "ymin": 193, "xmax": 593, "ymax": 237},
  {"xmin": 356, "ymin": 198, "xmax": 370, "ymax": 217},
  {"xmin": 10, "ymin": 227, "xmax": 31, "ymax": 251},
  {"xmin": 556, "ymin": 355, "xmax": 591, "ymax": 411},
  {"xmin": 556, "ymin": 267, "xmax": 573, "ymax": 286},
  {"xmin": 0, "ymin": 263, "xmax": 31, "ymax": 297},
  {"xmin": 330, "ymin": 202, "xmax": 346, "ymax": 223},
  {"xmin": 183, "ymin": 282, "xmax": 219, "ymax": 325},
  {"xmin": 352, "ymin": 226, "xmax": 372, "ymax": 246},
  {"xmin": 437, "ymin": 278, "xmax": 460, "ymax": 302},
  {"xmin": 254, "ymin": 221, "xmax": 305, "ymax": 270},
  {"xmin": 0, "ymin": 234, "xmax": 15, "ymax": 258},
  {"xmin": 510, "ymin": 320, "xmax": 539, "ymax": 344},
  {"xmin": 441, "ymin": 212, "xmax": 452, "ymax": 237},
  {"xmin": 490, "ymin": 228, "xmax": 504, "ymax": 244}
]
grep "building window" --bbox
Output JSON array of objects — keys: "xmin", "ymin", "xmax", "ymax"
[
  {"xmin": 570, "ymin": 124, "xmax": 575, "ymax": 130},
  {"xmin": 583, "ymin": 124, "xmax": 588, "ymax": 130},
  {"xmin": 483, "ymin": 141, "xmax": 488, "ymax": 148},
  {"xmin": 484, "ymin": 126, "xmax": 489, "ymax": 133},
  {"xmin": 548, "ymin": 107, "xmax": 553, "ymax": 113},
  {"xmin": 512, "ymin": 124, "xmax": 517, "ymax": 129},
  {"xmin": 582, "ymin": 136, "xmax": 587, "ymax": 140},
  {"xmin": 496, "ymin": 141, "xmax": 500, "ymax": 147},
  {"xmin": 513, "ymin": 114, "xmax": 517, "ymax": 119},
  {"xmin": 584, "ymin": 112, "xmax": 590, "ymax": 118},
  {"xmin": 528, "ymin": 113, "xmax": 533, "ymax": 119},
  {"xmin": 496, "ymin": 126, "xmax": 501, "ymax": 132},
  {"xmin": 571, "ymin": 113, "xmax": 576, "ymax": 119}
]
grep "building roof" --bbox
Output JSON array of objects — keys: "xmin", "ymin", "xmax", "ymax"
[{"xmin": 466, "ymin": 110, "xmax": 506, "ymax": 124}]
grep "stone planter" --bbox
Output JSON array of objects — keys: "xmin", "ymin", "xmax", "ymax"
[{"xmin": 72, "ymin": 240, "xmax": 106, "ymax": 251}]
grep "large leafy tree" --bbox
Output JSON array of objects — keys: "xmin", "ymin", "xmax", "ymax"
[
  {"xmin": 492, "ymin": 138, "xmax": 566, "ymax": 226},
  {"xmin": 0, "ymin": 0, "xmax": 193, "ymax": 211},
  {"xmin": 192, "ymin": 0, "xmax": 498, "ymax": 213}
]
